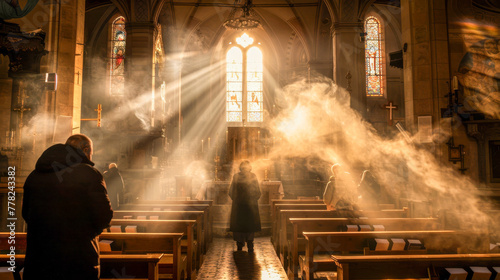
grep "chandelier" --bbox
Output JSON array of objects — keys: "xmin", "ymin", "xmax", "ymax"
[{"xmin": 223, "ymin": 0, "xmax": 261, "ymax": 30}]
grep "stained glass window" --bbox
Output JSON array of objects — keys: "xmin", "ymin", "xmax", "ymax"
[
  {"xmin": 365, "ymin": 16, "xmax": 384, "ymax": 97},
  {"xmin": 110, "ymin": 16, "xmax": 126, "ymax": 96},
  {"xmin": 226, "ymin": 34, "xmax": 263, "ymax": 123},
  {"xmin": 227, "ymin": 46, "xmax": 243, "ymax": 122},
  {"xmin": 247, "ymin": 47, "xmax": 263, "ymax": 122}
]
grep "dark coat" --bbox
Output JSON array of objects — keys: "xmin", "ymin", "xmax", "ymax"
[
  {"xmin": 103, "ymin": 167, "xmax": 125, "ymax": 210},
  {"xmin": 229, "ymin": 171, "xmax": 261, "ymax": 233},
  {"xmin": 22, "ymin": 144, "xmax": 113, "ymax": 280}
]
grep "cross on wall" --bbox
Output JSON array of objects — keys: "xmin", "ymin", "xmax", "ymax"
[{"xmin": 384, "ymin": 101, "xmax": 398, "ymax": 126}]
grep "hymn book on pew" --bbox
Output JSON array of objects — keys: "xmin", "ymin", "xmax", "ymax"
[
  {"xmin": 373, "ymin": 224, "xmax": 385, "ymax": 231},
  {"xmin": 359, "ymin": 225, "xmax": 371, "ymax": 231},
  {"xmin": 468, "ymin": 267, "xmax": 492, "ymax": 280},
  {"xmin": 492, "ymin": 267, "xmax": 500, "ymax": 280},
  {"xmin": 390, "ymin": 238, "xmax": 405, "ymax": 251},
  {"xmin": 110, "ymin": 225, "xmax": 122, "ymax": 232},
  {"xmin": 406, "ymin": 239, "xmax": 424, "ymax": 250},
  {"xmin": 443, "ymin": 268, "xmax": 468, "ymax": 280},
  {"xmin": 125, "ymin": 225, "xmax": 137, "ymax": 233},
  {"xmin": 99, "ymin": 240, "xmax": 113, "ymax": 252},
  {"xmin": 369, "ymin": 238, "xmax": 390, "ymax": 251}
]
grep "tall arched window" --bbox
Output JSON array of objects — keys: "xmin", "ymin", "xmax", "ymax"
[
  {"xmin": 110, "ymin": 16, "xmax": 126, "ymax": 96},
  {"xmin": 226, "ymin": 33, "xmax": 263, "ymax": 123},
  {"xmin": 365, "ymin": 16, "xmax": 384, "ymax": 97}
]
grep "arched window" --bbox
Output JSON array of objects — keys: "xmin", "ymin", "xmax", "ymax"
[
  {"xmin": 226, "ymin": 33, "xmax": 263, "ymax": 123},
  {"xmin": 364, "ymin": 16, "xmax": 384, "ymax": 97},
  {"xmin": 110, "ymin": 16, "xmax": 126, "ymax": 96}
]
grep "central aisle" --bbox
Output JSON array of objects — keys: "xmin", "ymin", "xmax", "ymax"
[{"xmin": 197, "ymin": 237, "xmax": 288, "ymax": 280}]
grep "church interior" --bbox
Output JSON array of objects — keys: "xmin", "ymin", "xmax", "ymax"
[{"xmin": 1, "ymin": 0, "xmax": 500, "ymax": 279}]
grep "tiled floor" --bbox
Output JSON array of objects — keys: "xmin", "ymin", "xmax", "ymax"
[{"xmin": 197, "ymin": 237, "xmax": 288, "ymax": 280}]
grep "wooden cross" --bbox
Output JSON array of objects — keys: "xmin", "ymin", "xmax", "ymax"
[
  {"xmin": 81, "ymin": 104, "xmax": 102, "ymax": 127},
  {"xmin": 13, "ymin": 95, "xmax": 31, "ymax": 130},
  {"xmin": 384, "ymin": 101, "xmax": 398, "ymax": 126}
]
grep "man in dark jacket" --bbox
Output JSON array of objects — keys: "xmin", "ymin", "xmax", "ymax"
[
  {"xmin": 229, "ymin": 160, "xmax": 261, "ymax": 252},
  {"xmin": 22, "ymin": 134, "xmax": 113, "ymax": 280},
  {"xmin": 103, "ymin": 162, "xmax": 125, "ymax": 209}
]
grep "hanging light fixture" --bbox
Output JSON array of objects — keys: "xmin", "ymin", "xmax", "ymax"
[{"xmin": 223, "ymin": 0, "xmax": 261, "ymax": 30}]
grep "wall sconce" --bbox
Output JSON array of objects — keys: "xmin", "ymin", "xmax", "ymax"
[
  {"xmin": 359, "ymin": 32, "xmax": 367, "ymax": 42},
  {"xmin": 45, "ymin": 73, "xmax": 57, "ymax": 91},
  {"xmin": 447, "ymin": 137, "xmax": 467, "ymax": 174}
]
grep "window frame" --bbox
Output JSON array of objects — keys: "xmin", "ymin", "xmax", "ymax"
[
  {"xmin": 225, "ymin": 34, "xmax": 264, "ymax": 127},
  {"xmin": 364, "ymin": 15, "xmax": 386, "ymax": 98}
]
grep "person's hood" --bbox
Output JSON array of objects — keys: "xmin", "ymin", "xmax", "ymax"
[{"xmin": 35, "ymin": 144, "xmax": 94, "ymax": 173}]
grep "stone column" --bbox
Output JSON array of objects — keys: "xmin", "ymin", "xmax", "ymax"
[
  {"xmin": 49, "ymin": 0, "xmax": 85, "ymax": 134},
  {"xmin": 331, "ymin": 21, "xmax": 367, "ymax": 116},
  {"xmin": 401, "ymin": 0, "xmax": 450, "ymax": 134},
  {"xmin": 124, "ymin": 21, "xmax": 156, "ymax": 132}
]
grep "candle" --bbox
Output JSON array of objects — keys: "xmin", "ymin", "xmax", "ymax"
[
  {"xmin": 201, "ymin": 139, "xmax": 204, "ymax": 153},
  {"xmin": 452, "ymin": 76, "xmax": 459, "ymax": 91},
  {"xmin": 10, "ymin": 130, "xmax": 15, "ymax": 149},
  {"xmin": 208, "ymin": 137, "xmax": 211, "ymax": 149},
  {"xmin": 257, "ymin": 131, "xmax": 260, "ymax": 142}
]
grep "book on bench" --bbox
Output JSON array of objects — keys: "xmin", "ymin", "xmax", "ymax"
[
  {"xmin": 368, "ymin": 238, "xmax": 390, "ymax": 251},
  {"xmin": 405, "ymin": 239, "xmax": 424, "ymax": 250},
  {"xmin": 125, "ymin": 225, "xmax": 138, "ymax": 233},
  {"xmin": 372, "ymin": 224, "xmax": 385, "ymax": 231},
  {"xmin": 442, "ymin": 268, "xmax": 468, "ymax": 280},
  {"xmin": 467, "ymin": 267, "xmax": 491, "ymax": 280},
  {"xmin": 110, "ymin": 225, "xmax": 122, "ymax": 233},
  {"xmin": 359, "ymin": 225, "xmax": 372, "ymax": 231},
  {"xmin": 390, "ymin": 238, "xmax": 405, "ymax": 251},
  {"xmin": 345, "ymin": 225, "xmax": 359, "ymax": 232},
  {"xmin": 492, "ymin": 267, "xmax": 500, "ymax": 280},
  {"xmin": 99, "ymin": 240, "xmax": 114, "ymax": 252}
]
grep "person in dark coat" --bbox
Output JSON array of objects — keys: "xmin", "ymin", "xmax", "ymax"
[
  {"xmin": 103, "ymin": 162, "xmax": 125, "ymax": 209},
  {"xmin": 357, "ymin": 170, "xmax": 381, "ymax": 210},
  {"xmin": 22, "ymin": 134, "xmax": 113, "ymax": 280},
  {"xmin": 229, "ymin": 160, "xmax": 261, "ymax": 252}
]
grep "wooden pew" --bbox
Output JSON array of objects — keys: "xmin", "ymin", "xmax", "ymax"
[
  {"xmin": 0, "ymin": 254, "xmax": 164, "ymax": 280},
  {"xmin": 285, "ymin": 217, "xmax": 442, "ymax": 278},
  {"xmin": 119, "ymin": 203, "xmax": 212, "ymax": 243},
  {"xmin": 270, "ymin": 199, "xmax": 324, "ymax": 220},
  {"xmin": 274, "ymin": 208, "xmax": 410, "ymax": 255},
  {"xmin": 109, "ymin": 219, "xmax": 197, "ymax": 279},
  {"xmin": 300, "ymin": 230, "xmax": 486, "ymax": 280},
  {"xmin": 99, "ymin": 232, "xmax": 186, "ymax": 280},
  {"xmin": 271, "ymin": 204, "xmax": 327, "ymax": 250},
  {"xmin": 134, "ymin": 200, "xmax": 213, "ymax": 241},
  {"xmin": 332, "ymin": 253, "xmax": 500, "ymax": 280},
  {"xmin": 113, "ymin": 210, "xmax": 207, "ymax": 256}
]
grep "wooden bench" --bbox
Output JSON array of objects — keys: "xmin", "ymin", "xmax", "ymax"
[
  {"xmin": 274, "ymin": 208, "xmax": 410, "ymax": 255},
  {"xmin": 0, "ymin": 254, "xmax": 164, "ymax": 280},
  {"xmin": 270, "ymin": 199, "xmax": 324, "ymax": 220},
  {"xmin": 113, "ymin": 210, "xmax": 207, "ymax": 257},
  {"xmin": 285, "ymin": 217, "xmax": 443, "ymax": 278},
  {"xmin": 134, "ymin": 200, "xmax": 213, "ymax": 242},
  {"xmin": 332, "ymin": 253, "xmax": 500, "ymax": 280},
  {"xmin": 300, "ymin": 230, "xmax": 485, "ymax": 280},
  {"xmin": 109, "ymin": 219, "xmax": 197, "ymax": 279},
  {"xmin": 271, "ymin": 204, "xmax": 327, "ymax": 250},
  {"xmin": 118, "ymin": 203, "xmax": 212, "ymax": 243},
  {"xmin": 99, "ymin": 232, "xmax": 186, "ymax": 280}
]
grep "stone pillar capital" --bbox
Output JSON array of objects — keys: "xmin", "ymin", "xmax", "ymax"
[{"xmin": 330, "ymin": 21, "xmax": 364, "ymax": 37}]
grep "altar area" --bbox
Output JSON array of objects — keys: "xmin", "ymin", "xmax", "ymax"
[{"xmin": 196, "ymin": 180, "xmax": 284, "ymax": 236}]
